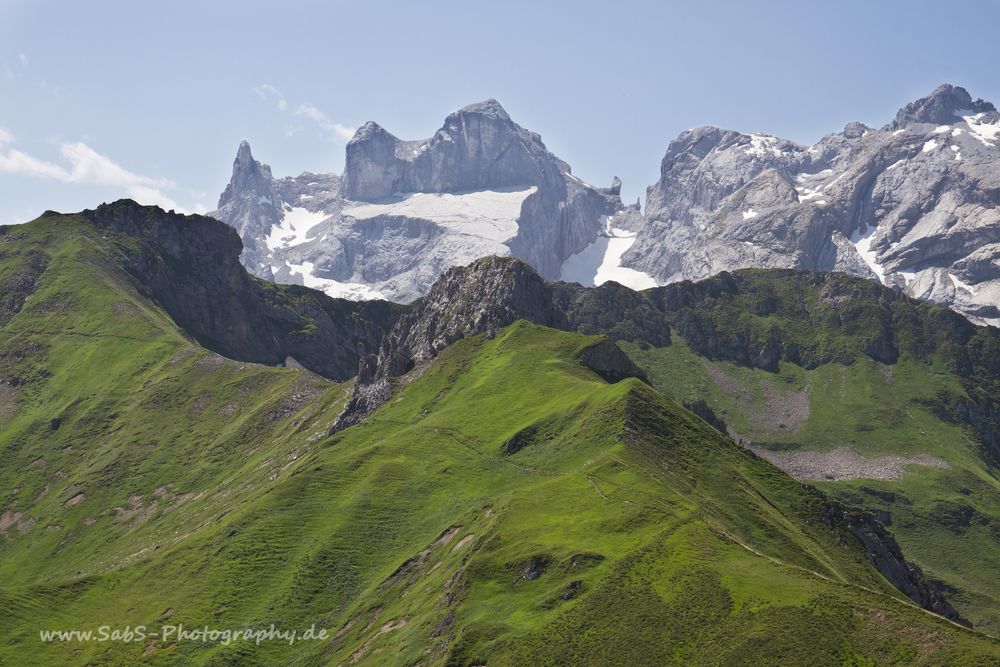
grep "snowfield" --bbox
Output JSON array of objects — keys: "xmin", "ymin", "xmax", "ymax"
[
  {"xmin": 285, "ymin": 261, "xmax": 386, "ymax": 301},
  {"xmin": 266, "ymin": 206, "xmax": 329, "ymax": 251},
  {"xmin": 342, "ymin": 187, "xmax": 537, "ymax": 242},
  {"xmin": 560, "ymin": 217, "xmax": 659, "ymax": 290}
]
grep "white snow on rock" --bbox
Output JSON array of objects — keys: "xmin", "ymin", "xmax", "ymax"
[
  {"xmin": 742, "ymin": 208, "xmax": 758, "ymax": 220},
  {"xmin": 962, "ymin": 112, "xmax": 1000, "ymax": 146},
  {"xmin": 560, "ymin": 217, "xmax": 659, "ymax": 290},
  {"xmin": 745, "ymin": 134, "xmax": 786, "ymax": 158},
  {"xmin": 851, "ymin": 225, "xmax": 885, "ymax": 284},
  {"xmin": 794, "ymin": 169, "xmax": 837, "ymax": 203},
  {"xmin": 342, "ymin": 187, "xmax": 536, "ymax": 242},
  {"xmin": 286, "ymin": 261, "xmax": 386, "ymax": 301},
  {"xmin": 266, "ymin": 206, "xmax": 329, "ymax": 251},
  {"xmin": 949, "ymin": 272, "xmax": 978, "ymax": 295},
  {"xmin": 922, "ymin": 139, "xmax": 939, "ymax": 153}
]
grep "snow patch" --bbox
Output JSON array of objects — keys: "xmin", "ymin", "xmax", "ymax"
[
  {"xmin": 922, "ymin": 139, "xmax": 939, "ymax": 153},
  {"xmin": 886, "ymin": 159, "xmax": 906, "ymax": 171},
  {"xmin": 266, "ymin": 206, "xmax": 329, "ymax": 251},
  {"xmin": 949, "ymin": 272, "xmax": 978, "ymax": 295},
  {"xmin": 851, "ymin": 226, "xmax": 885, "ymax": 284},
  {"xmin": 745, "ymin": 133, "xmax": 786, "ymax": 158},
  {"xmin": 285, "ymin": 261, "xmax": 386, "ymax": 301},
  {"xmin": 823, "ymin": 172, "xmax": 848, "ymax": 190},
  {"xmin": 933, "ymin": 125, "xmax": 951, "ymax": 134},
  {"xmin": 560, "ymin": 217, "xmax": 658, "ymax": 291},
  {"xmin": 742, "ymin": 208, "xmax": 758, "ymax": 220},
  {"xmin": 962, "ymin": 113, "xmax": 1000, "ymax": 146},
  {"xmin": 343, "ymin": 187, "xmax": 536, "ymax": 242}
]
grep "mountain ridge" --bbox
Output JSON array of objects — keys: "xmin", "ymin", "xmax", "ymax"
[
  {"xmin": 3, "ymin": 204, "xmax": 1000, "ymax": 661},
  {"xmin": 212, "ymin": 99, "xmax": 628, "ymax": 303}
]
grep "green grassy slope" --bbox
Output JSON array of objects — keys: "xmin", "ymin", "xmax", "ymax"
[
  {"xmin": 626, "ymin": 334, "xmax": 1000, "ymax": 637},
  {"xmin": 0, "ymin": 220, "xmax": 997, "ymax": 664}
]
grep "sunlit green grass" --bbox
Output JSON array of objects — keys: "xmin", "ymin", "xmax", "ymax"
[{"xmin": 0, "ymin": 215, "xmax": 997, "ymax": 664}]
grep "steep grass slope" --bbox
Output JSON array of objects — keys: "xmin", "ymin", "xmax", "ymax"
[
  {"xmin": 619, "ymin": 269, "xmax": 1000, "ymax": 635},
  {"xmin": 0, "ymin": 217, "xmax": 996, "ymax": 664}
]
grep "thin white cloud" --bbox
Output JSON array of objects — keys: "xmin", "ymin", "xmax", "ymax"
[
  {"xmin": 59, "ymin": 142, "xmax": 174, "ymax": 189},
  {"xmin": 0, "ymin": 134, "xmax": 191, "ymax": 213},
  {"xmin": 253, "ymin": 84, "xmax": 287, "ymax": 111},
  {"xmin": 18, "ymin": 53, "xmax": 28, "ymax": 67},
  {"xmin": 294, "ymin": 104, "xmax": 356, "ymax": 142},
  {"xmin": 252, "ymin": 83, "xmax": 356, "ymax": 143},
  {"xmin": 0, "ymin": 147, "xmax": 68, "ymax": 180}
]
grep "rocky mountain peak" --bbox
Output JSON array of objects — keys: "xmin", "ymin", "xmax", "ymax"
[
  {"xmin": 218, "ymin": 140, "xmax": 273, "ymax": 208},
  {"xmin": 236, "ymin": 139, "xmax": 253, "ymax": 164},
  {"xmin": 610, "ymin": 176, "xmax": 623, "ymax": 196},
  {"xmin": 343, "ymin": 98, "xmax": 570, "ymax": 201},
  {"xmin": 890, "ymin": 83, "xmax": 996, "ymax": 128},
  {"xmin": 841, "ymin": 121, "xmax": 871, "ymax": 139},
  {"xmin": 453, "ymin": 98, "xmax": 511, "ymax": 121},
  {"xmin": 349, "ymin": 120, "xmax": 396, "ymax": 144}
]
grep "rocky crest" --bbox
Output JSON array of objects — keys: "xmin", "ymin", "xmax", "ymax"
[
  {"xmin": 212, "ymin": 100, "xmax": 624, "ymax": 303},
  {"xmin": 623, "ymin": 83, "xmax": 1000, "ymax": 325},
  {"xmin": 820, "ymin": 501, "xmax": 969, "ymax": 625},
  {"xmin": 332, "ymin": 257, "xmax": 647, "ymax": 430},
  {"xmin": 82, "ymin": 200, "xmax": 401, "ymax": 380}
]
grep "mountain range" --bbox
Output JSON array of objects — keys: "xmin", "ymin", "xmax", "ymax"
[
  {"xmin": 213, "ymin": 84, "xmax": 1000, "ymax": 325},
  {"xmin": 3, "ymin": 202, "xmax": 1000, "ymax": 664},
  {"xmin": 7, "ymin": 84, "xmax": 1000, "ymax": 665}
]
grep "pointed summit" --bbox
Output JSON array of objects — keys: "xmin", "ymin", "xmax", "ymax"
[
  {"xmin": 890, "ymin": 84, "xmax": 996, "ymax": 128},
  {"xmin": 236, "ymin": 139, "xmax": 253, "ymax": 164},
  {"xmin": 217, "ymin": 140, "xmax": 274, "ymax": 210}
]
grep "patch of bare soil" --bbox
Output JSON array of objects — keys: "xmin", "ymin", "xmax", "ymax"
[
  {"xmin": 701, "ymin": 360, "xmax": 810, "ymax": 436},
  {"xmin": 0, "ymin": 382, "xmax": 19, "ymax": 418},
  {"xmin": 759, "ymin": 377, "xmax": 810, "ymax": 435},
  {"xmin": 751, "ymin": 446, "xmax": 949, "ymax": 481},
  {"xmin": 0, "ymin": 508, "xmax": 34, "ymax": 535}
]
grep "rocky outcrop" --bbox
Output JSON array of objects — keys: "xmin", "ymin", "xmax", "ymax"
[
  {"xmin": 343, "ymin": 100, "xmax": 567, "ymax": 201},
  {"xmin": 624, "ymin": 84, "xmax": 1000, "ymax": 325},
  {"xmin": 81, "ymin": 200, "xmax": 402, "ymax": 380},
  {"xmin": 820, "ymin": 501, "xmax": 970, "ymax": 626},
  {"xmin": 213, "ymin": 100, "xmax": 623, "ymax": 303},
  {"xmin": 361, "ymin": 256, "xmax": 564, "ymax": 380},
  {"xmin": 577, "ymin": 339, "xmax": 648, "ymax": 384},
  {"xmin": 213, "ymin": 141, "xmax": 342, "ymax": 279},
  {"xmin": 889, "ymin": 84, "xmax": 995, "ymax": 129},
  {"xmin": 0, "ymin": 232, "xmax": 48, "ymax": 327},
  {"xmin": 681, "ymin": 398, "xmax": 728, "ymax": 436},
  {"xmin": 332, "ymin": 257, "xmax": 648, "ymax": 430}
]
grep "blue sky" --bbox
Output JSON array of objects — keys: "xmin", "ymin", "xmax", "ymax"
[{"xmin": 2, "ymin": 0, "xmax": 999, "ymax": 223}]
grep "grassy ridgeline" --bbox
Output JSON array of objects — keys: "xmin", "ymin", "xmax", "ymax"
[{"xmin": 0, "ymin": 216, "xmax": 997, "ymax": 664}]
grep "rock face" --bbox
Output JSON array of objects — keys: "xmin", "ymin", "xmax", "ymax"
[
  {"xmin": 81, "ymin": 200, "xmax": 402, "ymax": 380},
  {"xmin": 332, "ymin": 256, "xmax": 648, "ymax": 430},
  {"xmin": 624, "ymin": 84, "xmax": 1000, "ymax": 324},
  {"xmin": 820, "ymin": 501, "xmax": 969, "ymax": 626},
  {"xmin": 212, "ymin": 101, "xmax": 625, "ymax": 303}
]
